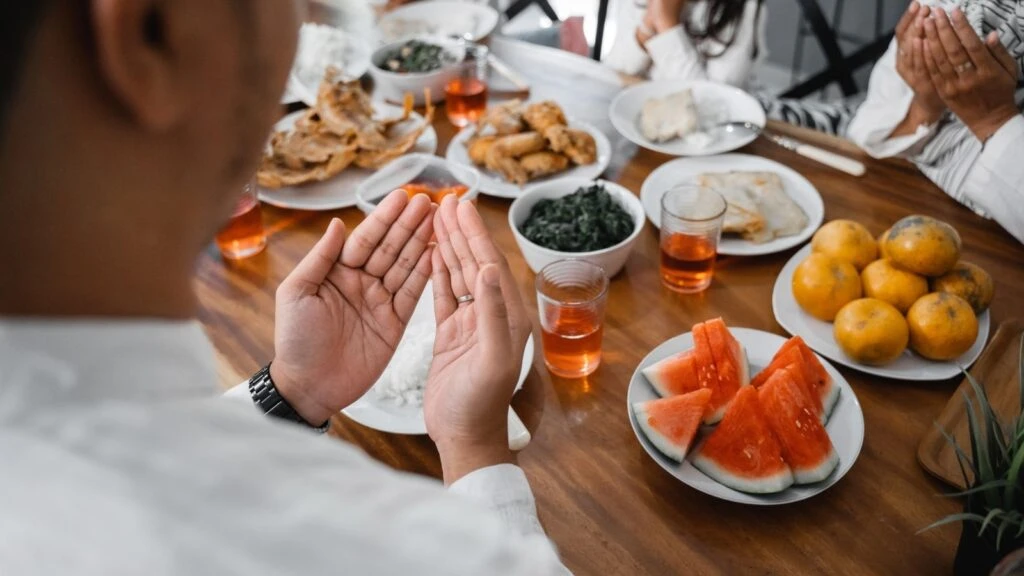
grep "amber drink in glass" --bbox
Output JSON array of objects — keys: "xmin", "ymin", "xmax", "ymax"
[
  {"xmin": 659, "ymin": 185, "xmax": 726, "ymax": 293},
  {"xmin": 536, "ymin": 260, "xmax": 609, "ymax": 378},
  {"xmin": 216, "ymin": 178, "xmax": 266, "ymax": 260}
]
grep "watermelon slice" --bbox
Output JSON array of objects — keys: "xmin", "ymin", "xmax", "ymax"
[
  {"xmin": 758, "ymin": 369, "xmax": 839, "ymax": 484},
  {"xmin": 692, "ymin": 322, "xmax": 726, "ymax": 424},
  {"xmin": 641, "ymin": 350, "xmax": 701, "ymax": 398},
  {"xmin": 633, "ymin": 389, "xmax": 713, "ymax": 461},
  {"xmin": 778, "ymin": 337, "xmax": 840, "ymax": 418},
  {"xmin": 703, "ymin": 317, "xmax": 750, "ymax": 395},
  {"xmin": 691, "ymin": 387, "xmax": 794, "ymax": 494},
  {"xmin": 750, "ymin": 346, "xmax": 824, "ymax": 422}
]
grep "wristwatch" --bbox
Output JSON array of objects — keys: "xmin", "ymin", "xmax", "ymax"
[{"xmin": 248, "ymin": 363, "xmax": 331, "ymax": 434}]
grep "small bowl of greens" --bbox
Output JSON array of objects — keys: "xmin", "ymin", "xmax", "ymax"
[
  {"xmin": 509, "ymin": 179, "xmax": 646, "ymax": 277},
  {"xmin": 369, "ymin": 36, "xmax": 465, "ymax": 105}
]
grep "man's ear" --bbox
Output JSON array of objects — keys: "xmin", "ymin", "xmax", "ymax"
[{"xmin": 91, "ymin": 0, "xmax": 185, "ymax": 130}]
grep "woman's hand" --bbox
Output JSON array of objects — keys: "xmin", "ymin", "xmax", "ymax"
[
  {"xmin": 894, "ymin": 2, "xmax": 945, "ymax": 124},
  {"xmin": 271, "ymin": 191, "xmax": 435, "ymax": 425},
  {"xmin": 424, "ymin": 196, "xmax": 531, "ymax": 485},
  {"xmin": 922, "ymin": 7, "xmax": 1020, "ymax": 142}
]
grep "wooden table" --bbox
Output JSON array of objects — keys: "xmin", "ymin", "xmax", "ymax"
[{"xmin": 197, "ymin": 38, "xmax": 1024, "ymax": 575}]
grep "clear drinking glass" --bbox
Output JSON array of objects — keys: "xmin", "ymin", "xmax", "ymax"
[
  {"xmin": 445, "ymin": 45, "xmax": 489, "ymax": 128},
  {"xmin": 536, "ymin": 260, "xmax": 609, "ymax": 378},
  {"xmin": 215, "ymin": 177, "xmax": 267, "ymax": 260},
  {"xmin": 659, "ymin": 185, "xmax": 727, "ymax": 293}
]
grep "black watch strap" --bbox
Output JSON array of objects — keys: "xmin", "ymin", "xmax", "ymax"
[{"xmin": 248, "ymin": 364, "xmax": 330, "ymax": 434}]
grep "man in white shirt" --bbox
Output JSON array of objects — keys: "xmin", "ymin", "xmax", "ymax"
[
  {"xmin": 764, "ymin": 1, "xmax": 1023, "ymax": 244},
  {"xmin": 0, "ymin": 1, "xmax": 569, "ymax": 574}
]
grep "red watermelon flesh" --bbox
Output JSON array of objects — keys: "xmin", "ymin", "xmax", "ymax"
[
  {"xmin": 750, "ymin": 347, "xmax": 824, "ymax": 422},
  {"xmin": 779, "ymin": 337, "xmax": 839, "ymax": 418},
  {"xmin": 633, "ymin": 388, "xmax": 713, "ymax": 461},
  {"xmin": 691, "ymin": 386, "xmax": 794, "ymax": 494},
  {"xmin": 641, "ymin": 350, "xmax": 701, "ymax": 398},
  {"xmin": 692, "ymin": 322, "xmax": 726, "ymax": 425},
  {"xmin": 703, "ymin": 317, "xmax": 750, "ymax": 396},
  {"xmin": 758, "ymin": 369, "xmax": 839, "ymax": 484}
]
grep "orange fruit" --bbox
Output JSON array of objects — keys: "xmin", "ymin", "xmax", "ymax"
[
  {"xmin": 811, "ymin": 220, "xmax": 878, "ymax": 271},
  {"xmin": 906, "ymin": 293, "xmax": 978, "ymax": 361},
  {"xmin": 930, "ymin": 261, "xmax": 994, "ymax": 314},
  {"xmin": 861, "ymin": 259, "xmax": 929, "ymax": 314},
  {"xmin": 886, "ymin": 215, "xmax": 961, "ymax": 277},
  {"xmin": 792, "ymin": 253, "xmax": 863, "ymax": 321},
  {"xmin": 878, "ymin": 228, "xmax": 892, "ymax": 259},
  {"xmin": 833, "ymin": 298, "xmax": 909, "ymax": 366}
]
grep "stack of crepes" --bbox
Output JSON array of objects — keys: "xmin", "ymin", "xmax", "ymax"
[
  {"xmin": 697, "ymin": 172, "xmax": 809, "ymax": 244},
  {"xmin": 465, "ymin": 100, "xmax": 598, "ymax": 186},
  {"xmin": 258, "ymin": 68, "xmax": 433, "ymax": 188}
]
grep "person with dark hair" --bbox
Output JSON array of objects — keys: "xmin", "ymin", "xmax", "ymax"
[
  {"xmin": 0, "ymin": 1, "xmax": 569, "ymax": 573},
  {"xmin": 763, "ymin": 1, "xmax": 1023, "ymax": 244},
  {"xmin": 603, "ymin": 0, "xmax": 766, "ymax": 87}
]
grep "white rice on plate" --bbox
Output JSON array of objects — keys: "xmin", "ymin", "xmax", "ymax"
[{"xmin": 374, "ymin": 323, "xmax": 436, "ymax": 406}]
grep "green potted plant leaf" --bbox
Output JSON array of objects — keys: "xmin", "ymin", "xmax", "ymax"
[{"xmin": 923, "ymin": 336, "xmax": 1024, "ymax": 575}]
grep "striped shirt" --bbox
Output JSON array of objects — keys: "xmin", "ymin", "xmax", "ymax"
[{"xmin": 762, "ymin": 0, "xmax": 1024, "ymax": 243}]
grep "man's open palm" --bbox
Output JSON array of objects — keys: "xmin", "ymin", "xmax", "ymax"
[{"xmin": 272, "ymin": 191, "xmax": 435, "ymax": 424}]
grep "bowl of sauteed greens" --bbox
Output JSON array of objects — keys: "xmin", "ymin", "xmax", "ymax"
[
  {"xmin": 370, "ymin": 37, "xmax": 465, "ymax": 105},
  {"xmin": 509, "ymin": 179, "xmax": 645, "ymax": 277}
]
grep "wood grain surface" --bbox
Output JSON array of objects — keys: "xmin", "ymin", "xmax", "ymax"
[
  {"xmin": 918, "ymin": 319, "xmax": 1024, "ymax": 491},
  {"xmin": 196, "ymin": 85, "xmax": 1024, "ymax": 575}
]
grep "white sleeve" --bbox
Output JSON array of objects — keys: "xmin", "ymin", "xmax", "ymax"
[
  {"xmin": 448, "ymin": 464, "xmax": 545, "ymax": 536},
  {"xmin": 959, "ymin": 115, "xmax": 1024, "ymax": 245},
  {"xmin": 601, "ymin": 0, "xmax": 652, "ymax": 76},
  {"xmin": 848, "ymin": 39, "xmax": 938, "ymax": 158},
  {"xmin": 223, "ymin": 381, "xmax": 250, "ymax": 401},
  {"xmin": 645, "ymin": 0, "xmax": 761, "ymax": 87}
]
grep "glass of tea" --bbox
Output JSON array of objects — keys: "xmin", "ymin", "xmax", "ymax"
[
  {"xmin": 445, "ymin": 45, "xmax": 488, "ymax": 128},
  {"xmin": 536, "ymin": 259, "xmax": 609, "ymax": 379},
  {"xmin": 659, "ymin": 185, "xmax": 726, "ymax": 293},
  {"xmin": 215, "ymin": 177, "xmax": 266, "ymax": 260}
]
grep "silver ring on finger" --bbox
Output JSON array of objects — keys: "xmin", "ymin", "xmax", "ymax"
[{"xmin": 456, "ymin": 294, "xmax": 475, "ymax": 305}]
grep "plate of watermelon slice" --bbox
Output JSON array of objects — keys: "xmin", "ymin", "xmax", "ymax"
[{"xmin": 627, "ymin": 320, "xmax": 864, "ymax": 505}]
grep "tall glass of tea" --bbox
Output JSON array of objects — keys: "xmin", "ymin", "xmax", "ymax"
[
  {"xmin": 536, "ymin": 259, "xmax": 609, "ymax": 379},
  {"xmin": 659, "ymin": 185, "xmax": 726, "ymax": 293},
  {"xmin": 445, "ymin": 45, "xmax": 488, "ymax": 128},
  {"xmin": 216, "ymin": 177, "xmax": 266, "ymax": 260}
]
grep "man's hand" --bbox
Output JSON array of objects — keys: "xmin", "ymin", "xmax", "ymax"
[
  {"xmin": 923, "ymin": 8, "xmax": 1020, "ymax": 142},
  {"xmin": 894, "ymin": 2, "xmax": 945, "ymax": 125},
  {"xmin": 424, "ymin": 196, "xmax": 531, "ymax": 485},
  {"xmin": 271, "ymin": 191, "xmax": 435, "ymax": 425},
  {"xmin": 645, "ymin": 0, "xmax": 687, "ymax": 35}
]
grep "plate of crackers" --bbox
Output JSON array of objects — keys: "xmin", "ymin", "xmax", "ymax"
[
  {"xmin": 258, "ymin": 70, "xmax": 437, "ymax": 211},
  {"xmin": 445, "ymin": 100, "xmax": 611, "ymax": 199}
]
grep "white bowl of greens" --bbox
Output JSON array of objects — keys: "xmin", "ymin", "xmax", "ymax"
[
  {"xmin": 509, "ymin": 179, "xmax": 646, "ymax": 278},
  {"xmin": 369, "ymin": 36, "xmax": 465, "ymax": 105}
]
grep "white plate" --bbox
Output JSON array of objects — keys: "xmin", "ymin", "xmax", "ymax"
[
  {"xmin": 609, "ymin": 79, "xmax": 766, "ymax": 157},
  {"xmin": 258, "ymin": 105, "xmax": 438, "ymax": 211},
  {"xmin": 342, "ymin": 283, "xmax": 535, "ymax": 435},
  {"xmin": 772, "ymin": 244, "xmax": 991, "ymax": 381},
  {"xmin": 627, "ymin": 327, "xmax": 864, "ymax": 505},
  {"xmin": 377, "ymin": 1, "xmax": 500, "ymax": 43},
  {"xmin": 640, "ymin": 154, "xmax": 824, "ymax": 256},
  {"xmin": 445, "ymin": 120, "xmax": 612, "ymax": 199}
]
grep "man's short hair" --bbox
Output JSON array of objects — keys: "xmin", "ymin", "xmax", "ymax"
[{"xmin": 1, "ymin": 3, "xmax": 53, "ymax": 128}]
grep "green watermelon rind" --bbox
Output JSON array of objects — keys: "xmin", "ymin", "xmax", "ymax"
[
  {"xmin": 632, "ymin": 402, "xmax": 690, "ymax": 462},
  {"xmin": 690, "ymin": 450, "xmax": 795, "ymax": 495},
  {"xmin": 821, "ymin": 380, "xmax": 840, "ymax": 421},
  {"xmin": 791, "ymin": 449, "xmax": 840, "ymax": 485},
  {"xmin": 703, "ymin": 344, "xmax": 751, "ymax": 425}
]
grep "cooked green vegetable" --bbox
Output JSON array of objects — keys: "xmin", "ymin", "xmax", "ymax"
[
  {"xmin": 382, "ymin": 40, "xmax": 454, "ymax": 73},
  {"xmin": 520, "ymin": 184, "xmax": 635, "ymax": 252}
]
